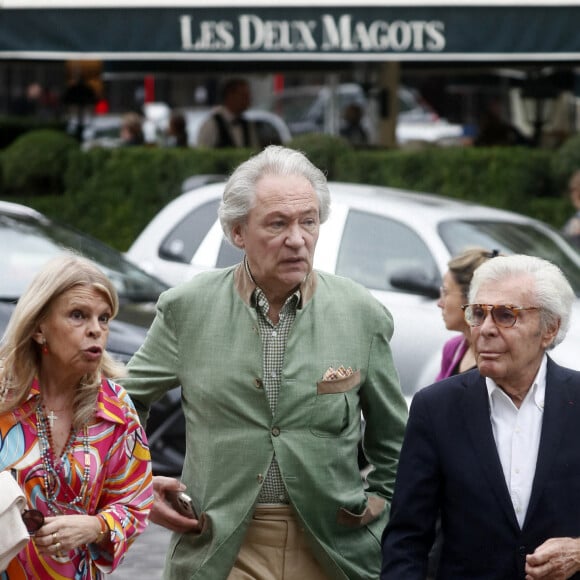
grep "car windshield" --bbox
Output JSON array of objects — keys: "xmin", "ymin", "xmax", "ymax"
[
  {"xmin": 0, "ymin": 211, "xmax": 167, "ymax": 301},
  {"xmin": 439, "ymin": 220, "xmax": 580, "ymax": 295}
]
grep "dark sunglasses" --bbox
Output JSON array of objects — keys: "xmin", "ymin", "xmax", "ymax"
[{"xmin": 22, "ymin": 509, "xmax": 45, "ymax": 535}]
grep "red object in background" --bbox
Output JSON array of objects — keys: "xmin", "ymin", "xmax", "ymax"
[
  {"xmin": 273, "ymin": 74, "xmax": 285, "ymax": 94},
  {"xmin": 94, "ymin": 98, "xmax": 109, "ymax": 114},
  {"xmin": 144, "ymin": 75, "xmax": 155, "ymax": 103}
]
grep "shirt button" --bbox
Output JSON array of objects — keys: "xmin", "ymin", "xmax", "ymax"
[
  {"xmin": 272, "ymin": 427, "xmax": 280, "ymax": 437},
  {"xmin": 278, "ymin": 494, "xmax": 286, "ymax": 501},
  {"xmin": 270, "ymin": 371, "xmax": 276, "ymax": 378},
  {"xmin": 272, "ymin": 330, "xmax": 277, "ymax": 337}
]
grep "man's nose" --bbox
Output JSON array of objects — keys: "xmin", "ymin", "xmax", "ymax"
[
  {"xmin": 479, "ymin": 309, "xmax": 498, "ymax": 334},
  {"xmin": 285, "ymin": 223, "xmax": 305, "ymax": 246}
]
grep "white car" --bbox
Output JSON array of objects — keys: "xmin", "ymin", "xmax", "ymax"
[{"xmin": 127, "ymin": 181, "xmax": 580, "ymax": 400}]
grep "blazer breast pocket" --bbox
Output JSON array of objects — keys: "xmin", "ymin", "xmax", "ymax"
[{"xmin": 310, "ymin": 369, "xmax": 361, "ymax": 438}]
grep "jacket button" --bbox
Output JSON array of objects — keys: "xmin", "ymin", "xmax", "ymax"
[
  {"xmin": 271, "ymin": 427, "xmax": 280, "ymax": 436},
  {"xmin": 255, "ymin": 378, "xmax": 263, "ymax": 389},
  {"xmin": 257, "ymin": 474, "xmax": 264, "ymax": 484}
]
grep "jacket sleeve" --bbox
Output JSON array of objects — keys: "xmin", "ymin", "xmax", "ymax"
[
  {"xmin": 122, "ymin": 291, "xmax": 182, "ymax": 426},
  {"xmin": 360, "ymin": 303, "xmax": 408, "ymax": 505},
  {"xmin": 381, "ymin": 389, "xmax": 440, "ymax": 579}
]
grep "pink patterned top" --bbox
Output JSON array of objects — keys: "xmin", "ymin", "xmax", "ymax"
[{"xmin": 0, "ymin": 377, "xmax": 153, "ymax": 579}]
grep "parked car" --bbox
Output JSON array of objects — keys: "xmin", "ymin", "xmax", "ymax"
[
  {"xmin": 0, "ymin": 200, "xmax": 182, "ymax": 473},
  {"xmin": 127, "ymin": 180, "xmax": 580, "ymax": 401},
  {"xmin": 262, "ymin": 83, "xmax": 465, "ymax": 146}
]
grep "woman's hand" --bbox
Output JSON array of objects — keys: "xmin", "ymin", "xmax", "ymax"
[{"xmin": 33, "ymin": 514, "xmax": 103, "ymax": 557}]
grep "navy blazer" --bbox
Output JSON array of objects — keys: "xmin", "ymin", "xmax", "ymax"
[{"xmin": 381, "ymin": 358, "xmax": 580, "ymax": 580}]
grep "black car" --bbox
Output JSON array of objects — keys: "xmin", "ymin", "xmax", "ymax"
[{"xmin": 0, "ymin": 200, "xmax": 182, "ymax": 474}]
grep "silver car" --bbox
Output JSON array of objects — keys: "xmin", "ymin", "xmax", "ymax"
[{"xmin": 127, "ymin": 181, "xmax": 580, "ymax": 399}]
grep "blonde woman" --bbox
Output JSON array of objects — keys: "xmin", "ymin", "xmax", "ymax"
[{"xmin": 0, "ymin": 254, "xmax": 153, "ymax": 578}]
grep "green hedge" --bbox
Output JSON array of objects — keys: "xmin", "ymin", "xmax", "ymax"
[{"xmin": 0, "ymin": 130, "xmax": 577, "ymax": 252}]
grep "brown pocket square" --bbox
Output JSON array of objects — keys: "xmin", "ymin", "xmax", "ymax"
[{"xmin": 317, "ymin": 367, "xmax": 361, "ymax": 394}]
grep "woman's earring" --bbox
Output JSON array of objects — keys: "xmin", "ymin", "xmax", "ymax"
[{"xmin": 41, "ymin": 338, "xmax": 48, "ymax": 355}]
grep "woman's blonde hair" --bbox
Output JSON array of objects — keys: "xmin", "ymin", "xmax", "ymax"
[{"xmin": 0, "ymin": 253, "xmax": 126, "ymax": 428}]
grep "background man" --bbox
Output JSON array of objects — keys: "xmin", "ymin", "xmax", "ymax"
[
  {"xmin": 381, "ymin": 254, "xmax": 580, "ymax": 580},
  {"xmin": 197, "ymin": 77, "xmax": 260, "ymax": 148},
  {"xmin": 123, "ymin": 145, "xmax": 407, "ymax": 579}
]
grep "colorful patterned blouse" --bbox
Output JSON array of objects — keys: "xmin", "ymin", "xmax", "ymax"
[{"xmin": 0, "ymin": 377, "xmax": 153, "ymax": 579}]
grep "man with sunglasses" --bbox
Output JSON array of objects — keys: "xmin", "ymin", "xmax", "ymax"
[{"xmin": 381, "ymin": 254, "xmax": 580, "ymax": 580}]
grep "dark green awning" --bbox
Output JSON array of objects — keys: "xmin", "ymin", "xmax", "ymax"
[{"xmin": 1, "ymin": 3, "xmax": 580, "ymax": 62}]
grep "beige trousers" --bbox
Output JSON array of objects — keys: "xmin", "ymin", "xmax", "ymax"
[{"xmin": 227, "ymin": 505, "xmax": 330, "ymax": 580}]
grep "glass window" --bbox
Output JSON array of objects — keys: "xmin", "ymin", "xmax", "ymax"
[
  {"xmin": 439, "ymin": 220, "xmax": 580, "ymax": 295},
  {"xmin": 336, "ymin": 210, "xmax": 439, "ymax": 292},
  {"xmin": 158, "ymin": 199, "xmax": 220, "ymax": 264}
]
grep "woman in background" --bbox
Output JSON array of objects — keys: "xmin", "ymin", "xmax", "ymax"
[
  {"xmin": 0, "ymin": 253, "xmax": 153, "ymax": 579},
  {"xmin": 436, "ymin": 248, "xmax": 498, "ymax": 381}
]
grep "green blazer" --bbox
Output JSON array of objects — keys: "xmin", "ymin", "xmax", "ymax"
[{"xmin": 123, "ymin": 264, "xmax": 408, "ymax": 579}]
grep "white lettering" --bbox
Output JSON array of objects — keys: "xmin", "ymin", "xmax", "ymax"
[
  {"xmin": 179, "ymin": 15, "xmax": 194, "ymax": 50},
  {"xmin": 368, "ymin": 21, "xmax": 390, "ymax": 50},
  {"xmin": 239, "ymin": 14, "xmax": 263, "ymax": 50},
  {"xmin": 292, "ymin": 20, "xmax": 317, "ymax": 50},
  {"xmin": 321, "ymin": 14, "xmax": 342, "ymax": 49},
  {"xmin": 425, "ymin": 21, "xmax": 445, "ymax": 51},
  {"xmin": 389, "ymin": 20, "xmax": 412, "ymax": 51},
  {"xmin": 180, "ymin": 16, "xmax": 233, "ymax": 50},
  {"xmin": 239, "ymin": 15, "xmax": 317, "ymax": 51},
  {"xmin": 181, "ymin": 13, "xmax": 445, "ymax": 54}
]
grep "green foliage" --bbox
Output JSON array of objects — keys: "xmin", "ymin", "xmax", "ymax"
[
  {"xmin": 1, "ymin": 129, "xmax": 79, "ymax": 195},
  {"xmin": 551, "ymin": 133, "xmax": 580, "ymax": 193},
  {"xmin": 3, "ymin": 138, "xmax": 572, "ymax": 253},
  {"xmin": 55, "ymin": 146, "xmax": 252, "ymax": 251},
  {"xmin": 0, "ymin": 115, "xmax": 67, "ymax": 149},
  {"xmin": 335, "ymin": 146, "xmax": 554, "ymax": 212},
  {"xmin": 287, "ymin": 133, "xmax": 353, "ymax": 180}
]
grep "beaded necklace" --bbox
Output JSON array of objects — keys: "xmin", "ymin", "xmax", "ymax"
[{"xmin": 36, "ymin": 403, "xmax": 91, "ymax": 514}]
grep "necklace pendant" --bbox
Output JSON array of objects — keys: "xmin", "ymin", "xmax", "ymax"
[{"xmin": 46, "ymin": 409, "xmax": 58, "ymax": 428}]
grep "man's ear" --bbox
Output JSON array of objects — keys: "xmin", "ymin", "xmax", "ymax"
[
  {"xmin": 231, "ymin": 224, "xmax": 245, "ymax": 249},
  {"xmin": 542, "ymin": 319, "xmax": 561, "ymax": 349}
]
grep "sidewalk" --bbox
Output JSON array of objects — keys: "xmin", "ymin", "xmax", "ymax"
[{"xmin": 111, "ymin": 523, "xmax": 172, "ymax": 579}]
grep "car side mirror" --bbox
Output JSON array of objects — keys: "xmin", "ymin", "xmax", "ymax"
[{"xmin": 389, "ymin": 267, "xmax": 440, "ymax": 299}]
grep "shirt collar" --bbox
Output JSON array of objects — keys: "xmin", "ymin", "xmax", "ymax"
[
  {"xmin": 486, "ymin": 353, "xmax": 547, "ymax": 411},
  {"xmin": 235, "ymin": 257, "xmax": 316, "ymax": 309},
  {"xmin": 27, "ymin": 376, "xmax": 126, "ymax": 425}
]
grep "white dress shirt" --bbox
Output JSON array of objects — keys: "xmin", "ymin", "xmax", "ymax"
[{"xmin": 486, "ymin": 355, "xmax": 547, "ymax": 528}]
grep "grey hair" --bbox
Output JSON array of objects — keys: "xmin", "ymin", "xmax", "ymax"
[
  {"xmin": 469, "ymin": 254, "xmax": 575, "ymax": 349},
  {"xmin": 219, "ymin": 145, "xmax": 331, "ymax": 244}
]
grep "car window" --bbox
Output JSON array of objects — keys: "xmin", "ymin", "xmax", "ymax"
[
  {"xmin": 0, "ymin": 211, "xmax": 166, "ymax": 301},
  {"xmin": 439, "ymin": 220, "xmax": 580, "ymax": 295},
  {"xmin": 336, "ymin": 209, "xmax": 439, "ymax": 292},
  {"xmin": 159, "ymin": 199, "xmax": 220, "ymax": 264}
]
